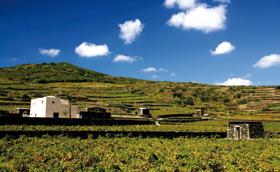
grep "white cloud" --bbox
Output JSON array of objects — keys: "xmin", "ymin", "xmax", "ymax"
[
  {"xmin": 119, "ymin": 19, "xmax": 144, "ymax": 44},
  {"xmin": 167, "ymin": 4, "xmax": 227, "ymax": 33},
  {"xmin": 39, "ymin": 48, "xmax": 61, "ymax": 57},
  {"xmin": 113, "ymin": 54, "xmax": 140, "ymax": 63},
  {"xmin": 218, "ymin": 77, "xmax": 253, "ymax": 86},
  {"xmin": 211, "ymin": 41, "xmax": 235, "ymax": 55},
  {"xmin": 75, "ymin": 42, "xmax": 109, "ymax": 58},
  {"xmin": 164, "ymin": 0, "xmax": 196, "ymax": 9},
  {"xmin": 141, "ymin": 67, "xmax": 171, "ymax": 73},
  {"xmin": 142, "ymin": 67, "xmax": 158, "ymax": 73},
  {"xmin": 214, "ymin": 0, "xmax": 230, "ymax": 4},
  {"xmin": 253, "ymin": 54, "xmax": 280, "ymax": 69}
]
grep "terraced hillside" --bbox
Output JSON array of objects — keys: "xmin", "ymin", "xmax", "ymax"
[
  {"xmin": 0, "ymin": 62, "xmax": 280, "ymax": 120},
  {"xmin": 0, "ymin": 62, "xmax": 138, "ymax": 84}
]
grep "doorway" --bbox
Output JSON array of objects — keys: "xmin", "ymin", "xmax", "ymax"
[
  {"xmin": 53, "ymin": 112, "xmax": 59, "ymax": 118},
  {"xmin": 235, "ymin": 126, "xmax": 241, "ymax": 140}
]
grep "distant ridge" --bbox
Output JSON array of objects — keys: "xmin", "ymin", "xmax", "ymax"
[{"xmin": 0, "ymin": 62, "xmax": 141, "ymax": 84}]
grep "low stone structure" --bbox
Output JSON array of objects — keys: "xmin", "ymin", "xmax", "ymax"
[
  {"xmin": 138, "ymin": 108, "xmax": 152, "ymax": 117},
  {"xmin": 227, "ymin": 121, "xmax": 265, "ymax": 140},
  {"xmin": 10, "ymin": 108, "xmax": 30, "ymax": 117},
  {"xmin": 86, "ymin": 107, "xmax": 107, "ymax": 113},
  {"xmin": 80, "ymin": 107, "xmax": 111, "ymax": 118},
  {"xmin": 195, "ymin": 108, "xmax": 205, "ymax": 117}
]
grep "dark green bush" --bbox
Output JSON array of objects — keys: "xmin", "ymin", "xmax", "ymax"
[
  {"xmin": 223, "ymin": 97, "xmax": 230, "ymax": 103},
  {"xmin": 237, "ymin": 99, "xmax": 247, "ymax": 105},
  {"xmin": 184, "ymin": 97, "xmax": 194, "ymax": 106}
]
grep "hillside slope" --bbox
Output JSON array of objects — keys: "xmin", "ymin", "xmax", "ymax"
[
  {"xmin": 0, "ymin": 62, "xmax": 139, "ymax": 84},
  {"xmin": 0, "ymin": 62, "xmax": 280, "ymax": 120}
]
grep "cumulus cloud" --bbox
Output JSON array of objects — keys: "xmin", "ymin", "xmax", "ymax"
[
  {"xmin": 164, "ymin": 0, "xmax": 196, "ymax": 9},
  {"xmin": 142, "ymin": 67, "xmax": 158, "ymax": 73},
  {"xmin": 141, "ymin": 67, "xmax": 170, "ymax": 73},
  {"xmin": 119, "ymin": 19, "xmax": 144, "ymax": 44},
  {"xmin": 211, "ymin": 41, "xmax": 235, "ymax": 55},
  {"xmin": 113, "ymin": 54, "xmax": 140, "ymax": 63},
  {"xmin": 167, "ymin": 4, "xmax": 227, "ymax": 33},
  {"xmin": 39, "ymin": 48, "xmax": 61, "ymax": 57},
  {"xmin": 253, "ymin": 54, "xmax": 280, "ymax": 69},
  {"xmin": 217, "ymin": 77, "xmax": 253, "ymax": 86},
  {"xmin": 75, "ymin": 42, "xmax": 109, "ymax": 58},
  {"xmin": 142, "ymin": 66, "xmax": 176, "ymax": 79}
]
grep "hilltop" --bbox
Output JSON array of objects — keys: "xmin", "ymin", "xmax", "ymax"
[
  {"xmin": 0, "ymin": 62, "xmax": 280, "ymax": 120},
  {"xmin": 0, "ymin": 62, "xmax": 140, "ymax": 84}
]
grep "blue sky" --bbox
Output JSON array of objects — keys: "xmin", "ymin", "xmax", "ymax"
[{"xmin": 1, "ymin": 0, "xmax": 280, "ymax": 85}]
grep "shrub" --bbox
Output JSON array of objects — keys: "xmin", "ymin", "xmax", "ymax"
[
  {"xmin": 200, "ymin": 94, "xmax": 210, "ymax": 102},
  {"xmin": 237, "ymin": 99, "xmax": 247, "ymax": 105},
  {"xmin": 21, "ymin": 94, "xmax": 31, "ymax": 102},
  {"xmin": 172, "ymin": 92, "xmax": 183, "ymax": 98},
  {"xmin": 262, "ymin": 106, "xmax": 270, "ymax": 111},
  {"xmin": 184, "ymin": 97, "xmax": 194, "ymax": 106},
  {"xmin": 235, "ymin": 93, "xmax": 242, "ymax": 99},
  {"xmin": 130, "ymin": 89, "xmax": 144, "ymax": 95},
  {"xmin": 223, "ymin": 97, "xmax": 230, "ymax": 103},
  {"xmin": 158, "ymin": 88, "xmax": 165, "ymax": 93}
]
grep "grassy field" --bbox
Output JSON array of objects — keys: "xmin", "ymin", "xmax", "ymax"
[{"xmin": 0, "ymin": 136, "xmax": 279, "ymax": 171}]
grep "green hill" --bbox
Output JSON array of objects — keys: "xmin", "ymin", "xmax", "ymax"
[
  {"xmin": 0, "ymin": 62, "xmax": 139, "ymax": 84},
  {"xmin": 0, "ymin": 62, "xmax": 280, "ymax": 120}
]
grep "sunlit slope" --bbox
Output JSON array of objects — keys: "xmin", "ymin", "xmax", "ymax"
[{"xmin": 0, "ymin": 62, "xmax": 280, "ymax": 119}]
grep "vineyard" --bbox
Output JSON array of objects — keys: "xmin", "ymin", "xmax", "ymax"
[
  {"xmin": 1, "ymin": 63, "xmax": 280, "ymax": 121},
  {"xmin": 0, "ymin": 136, "xmax": 279, "ymax": 171},
  {"xmin": 0, "ymin": 120, "xmax": 280, "ymax": 133},
  {"xmin": 0, "ymin": 120, "xmax": 279, "ymax": 171},
  {"xmin": 1, "ymin": 63, "xmax": 280, "ymax": 171}
]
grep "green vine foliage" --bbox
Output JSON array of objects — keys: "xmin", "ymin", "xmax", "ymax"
[{"xmin": 0, "ymin": 136, "xmax": 279, "ymax": 171}]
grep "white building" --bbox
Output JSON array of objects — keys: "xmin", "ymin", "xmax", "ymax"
[
  {"xmin": 30, "ymin": 96, "xmax": 79, "ymax": 118},
  {"xmin": 138, "ymin": 108, "xmax": 151, "ymax": 117}
]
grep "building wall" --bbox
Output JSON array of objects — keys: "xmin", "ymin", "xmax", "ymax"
[
  {"xmin": 227, "ymin": 123, "xmax": 249, "ymax": 140},
  {"xmin": 30, "ymin": 97, "xmax": 47, "ymax": 118},
  {"xmin": 30, "ymin": 96, "xmax": 79, "ymax": 118},
  {"xmin": 227, "ymin": 123, "xmax": 264, "ymax": 140},
  {"xmin": 45, "ymin": 97, "xmax": 70, "ymax": 118},
  {"xmin": 71, "ymin": 105, "xmax": 79, "ymax": 118}
]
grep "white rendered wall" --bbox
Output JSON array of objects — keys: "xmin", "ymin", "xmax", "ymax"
[{"xmin": 30, "ymin": 97, "xmax": 47, "ymax": 117}]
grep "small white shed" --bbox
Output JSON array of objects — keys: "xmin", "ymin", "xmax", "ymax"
[
  {"xmin": 30, "ymin": 96, "xmax": 79, "ymax": 118},
  {"xmin": 138, "ymin": 108, "xmax": 151, "ymax": 117}
]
